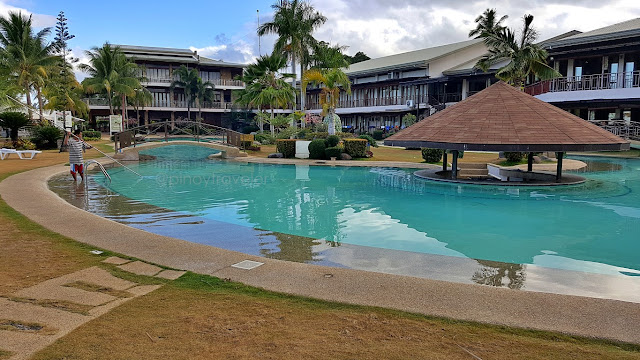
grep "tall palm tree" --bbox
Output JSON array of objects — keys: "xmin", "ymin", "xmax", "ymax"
[
  {"xmin": 170, "ymin": 65, "xmax": 200, "ymax": 120},
  {"xmin": 475, "ymin": 14, "xmax": 560, "ymax": 88},
  {"xmin": 258, "ymin": 0, "xmax": 327, "ymax": 111},
  {"xmin": 130, "ymin": 87, "xmax": 153, "ymax": 125},
  {"xmin": 469, "ymin": 8, "xmax": 508, "ymax": 38},
  {"xmin": 301, "ymin": 67, "xmax": 351, "ymax": 135},
  {"xmin": 234, "ymin": 54, "xmax": 295, "ymax": 135},
  {"xmin": 0, "ymin": 11, "xmax": 57, "ymax": 122},
  {"xmin": 43, "ymin": 68, "xmax": 89, "ymax": 120},
  {"xmin": 194, "ymin": 78, "xmax": 215, "ymax": 122},
  {"xmin": 309, "ymin": 41, "xmax": 349, "ymax": 70},
  {"xmin": 80, "ymin": 43, "xmax": 141, "ymax": 120}
]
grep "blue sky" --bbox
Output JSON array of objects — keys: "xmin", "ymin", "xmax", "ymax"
[{"xmin": 2, "ymin": 0, "xmax": 640, "ymax": 70}]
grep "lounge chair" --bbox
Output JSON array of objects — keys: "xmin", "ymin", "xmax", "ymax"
[
  {"xmin": 0, "ymin": 148, "xmax": 18, "ymax": 160},
  {"xmin": 17, "ymin": 150, "xmax": 42, "ymax": 159}
]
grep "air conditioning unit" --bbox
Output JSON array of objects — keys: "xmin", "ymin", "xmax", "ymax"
[{"xmin": 406, "ymin": 100, "xmax": 415, "ymax": 108}]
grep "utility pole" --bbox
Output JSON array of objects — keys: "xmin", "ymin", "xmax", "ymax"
[{"xmin": 257, "ymin": 9, "xmax": 261, "ymax": 56}]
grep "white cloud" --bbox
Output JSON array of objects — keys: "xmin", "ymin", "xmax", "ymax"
[{"xmin": 0, "ymin": 1, "xmax": 56, "ymax": 28}]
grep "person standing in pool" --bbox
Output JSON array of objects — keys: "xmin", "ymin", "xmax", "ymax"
[{"xmin": 64, "ymin": 129, "xmax": 91, "ymax": 181}]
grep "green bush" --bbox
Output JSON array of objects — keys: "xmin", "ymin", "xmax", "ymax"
[
  {"xmin": 337, "ymin": 132, "xmax": 354, "ymax": 139},
  {"xmin": 297, "ymin": 128, "xmax": 311, "ymax": 139},
  {"xmin": 13, "ymin": 138, "xmax": 36, "ymax": 150},
  {"xmin": 402, "ymin": 113, "xmax": 417, "ymax": 127},
  {"xmin": 304, "ymin": 132, "xmax": 329, "ymax": 140},
  {"xmin": 343, "ymin": 138, "xmax": 368, "ymax": 158},
  {"xmin": 504, "ymin": 152, "xmax": 524, "ymax": 163},
  {"xmin": 325, "ymin": 146, "xmax": 343, "ymax": 159},
  {"xmin": 421, "ymin": 148, "xmax": 444, "ymax": 163},
  {"xmin": 276, "ymin": 126, "xmax": 298, "ymax": 139},
  {"xmin": 326, "ymin": 135, "xmax": 340, "ymax": 147},
  {"xmin": 358, "ymin": 134, "xmax": 378, "ymax": 147},
  {"xmin": 82, "ymin": 130, "xmax": 101, "ymax": 140},
  {"xmin": 372, "ymin": 130, "xmax": 384, "ymax": 140},
  {"xmin": 31, "ymin": 125, "xmax": 63, "ymax": 149},
  {"xmin": 275, "ymin": 139, "xmax": 297, "ymax": 158},
  {"xmin": 241, "ymin": 125, "xmax": 260, "ymax": 134},
  {"xmin": 254, "ymin": 133, "xmax": 275, "ymax": 145},
  {"xmin": 308, "ymin": 139, "xmax": 327, "ymax": 159}
]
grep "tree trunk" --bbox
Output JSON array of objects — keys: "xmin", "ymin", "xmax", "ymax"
[
  {"xmin": 300, "ymin": 65, "xmax": 306, "ymax": 128},
  {"xmin": 270, "ymin": 109, "xmax": 275, "ymax": 136},
  {"xmin": 122, "ymin": 94, "xmax": 127, "ymax": 129},
  {"xmin": 36, "ymin": 87, "xmax": 45, "ymax": 124},
  {"xmin": 25, "ymin": 91, "xmax": 33, "ymax": 122},
  {"xmin": 291, "ymin": 54, "xmax": 297, "ymax": 113}
]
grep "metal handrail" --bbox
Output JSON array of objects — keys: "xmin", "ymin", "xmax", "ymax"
[
  {"xmin": 525, "ymin": 70, "xmax": 640, "ymax": 96},
  {"xmin": 84, "ymin": 160, "xmax": 111, "ymax": 184}
]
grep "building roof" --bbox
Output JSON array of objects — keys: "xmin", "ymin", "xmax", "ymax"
[
  {"xmin": 384, "ymin": 81, "xmax": 630, "ymax": 152},
  {"xmin": 116, "ymin": 44, "xmax": 246, "ymax": 68},
  {"xmin": 544, "ymin": 18, "xmax": 640, "ymax": 48},
  {"xmin": 345, "ymin": 39, "xmax": 482, "ymax": 76}
]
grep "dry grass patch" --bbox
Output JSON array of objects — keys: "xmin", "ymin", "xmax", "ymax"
[
  {"xmin": 0, "ymin": 349, "xmax": 12, "ymax": 360},
  {"xmin": 0, "ymin": 318, "xmax": 56, "ymax": 335},
  {"xmin": 5, "ymin": 297, "xmax": 94, "ymax": 316},
  {"xmin": 62, "ymin": 281, "xmax": 133, "ymax": 298},
  {"xmin": 33, "ymin": 273, "xmax": 640, "ymax": 360}
]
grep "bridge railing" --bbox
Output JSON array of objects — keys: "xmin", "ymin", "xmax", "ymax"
[{"xmin": 113, "ymin": 120, "xmax": 253, "ymax": 152}]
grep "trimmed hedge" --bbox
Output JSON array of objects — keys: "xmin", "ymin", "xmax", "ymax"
[
  {"xmin": 421, "ymin": 148, "xmax": 444, "ymax": 163},
  {"xmin": 308, "ymin": 139, "xmax": 327, "ymax": 159},
  {"xmin": 372, "ymin": 130, "xmax": 384, "ymax": 140},
  {"xmin": 275, "ymin": 139, "xmax": 297, "ymax": 158},
  {"xmin": 504, "ymin": 152, "xmax": 524, "ymax": 162},
  {"xmin": 343, "ymin": 138, "xmax": 367, "ymax": 158},
  {"xmin": 83, "ymin": 130, "xmax": 101, "ymax": 139},
  {"xmin": 325, "ymin": 146, "xmax": 342, "ymax": 159},
  {"xmin": 304, "ymin": 132, "xmax": 329, "ymax": 140},
  {"xmin": 254, "ymin": 133, "xmax": 275, "ymax": 145},
  {"xmin": 326, "ymin": 135, "xmax": 340, "ymax": 147},
  {"xmin": 358, "ymin": 134, "xmax": 378, "ymax": 147}
]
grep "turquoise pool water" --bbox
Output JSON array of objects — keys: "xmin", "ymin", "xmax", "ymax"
[{"xmin": 91, "ymin": 145, "xmax": 640, "ymax": 279}]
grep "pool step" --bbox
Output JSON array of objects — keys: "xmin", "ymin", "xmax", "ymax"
[{"xmin": 457, "ymin": 163, "xmax": 489, "ymax": 178}]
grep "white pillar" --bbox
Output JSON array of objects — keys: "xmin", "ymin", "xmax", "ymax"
[
  {"xmin": 461, "ymin": 79, "xmax": 468, "ymax": 100},
  {"xmin": 567, "ymin": 59, "xmax": 574, "ymax": 78}
]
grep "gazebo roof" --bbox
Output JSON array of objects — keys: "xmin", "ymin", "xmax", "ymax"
[{"xmin": 384, "ymin": 81, "xmax": 630, "ymax": 152}]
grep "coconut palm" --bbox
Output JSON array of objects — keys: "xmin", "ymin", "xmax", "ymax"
[
  {"xmin": 309, "ymin": 41, "xmax": 349, "ymax": 70},
  {"xmin": 170, "ymin": 65, "xmax": 200, "ymax": 120},
  {"xmin": 469, "ymin": 8, "xmax": 508, "ymax": 38},
  {"xmin": 194, "ymin": 78, "xmax": 215, "ymax": 122},
  {"xmin": 130, "ymin": 87, "xmax": 153, "ymax": 125},
  {"xmin": 80, "ymin": 43, "xmax": 141, "ymax": 119},
  {"xmin": 43, "ymin": 69, "xmax": 89, "ymax": 120},
  {"xmin": 301, "ymin": 68, "xmax": 351, "ymax": 135},
  {"xmin": 235, "ymin": 54, "xmax": 295, "ymax": 135},
  {"xmin": 475, "ymin": 14, "xmax": 561, "ymax": 88},
  {"xmin": 258, "ymin": 0, "xmax": 327, "ymax": 111},
  {"xmin": 0, "ymin": 11, "xmax": 57, "ymax": 122}
]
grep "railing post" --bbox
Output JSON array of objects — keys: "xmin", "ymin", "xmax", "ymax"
[{"xmin": 164, "ymin": 123, "xmax": 168, "ymax": 142}]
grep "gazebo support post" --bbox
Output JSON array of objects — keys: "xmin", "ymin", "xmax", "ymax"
[
  {"xmin": 442, "ymin": 151, "xmax": 448, "ymax": 172},
  {"xmin": 527, "ymin": 152, "xmax": 534, "ymax": 172},
  {"xmin": 556, "ymin": 152, "xmax": 564, "ymax": 182},
  {"xmin": 451, "ymin": 150, "xmax": 458, "ymax": 179}
]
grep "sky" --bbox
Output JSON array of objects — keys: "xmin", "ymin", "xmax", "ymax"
[{"xmin": 2, "ymin": 0, "xmax": 640, "ymax": 75}]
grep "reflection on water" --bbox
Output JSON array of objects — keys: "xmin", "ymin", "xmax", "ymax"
[{"xmin": 47, "ymin": 150, "xmax": 640, "ymax": 299}]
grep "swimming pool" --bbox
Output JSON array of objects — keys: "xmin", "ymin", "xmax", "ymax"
[{"xmin": 49, "ymin": 145, "xmax": 640, "ymax": 298}]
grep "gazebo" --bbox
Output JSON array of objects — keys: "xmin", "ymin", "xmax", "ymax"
[{"xmin": 385, "ymin": 81, "xmax": 630, "ymax": 181}]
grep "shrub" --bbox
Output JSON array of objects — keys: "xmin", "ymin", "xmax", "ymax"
[
  {"xmin": 337, "ymin": 132, "xmax": 354, "ymax": 139},
  {"xmin": 31, "ymin": 125, "xmax": 63, "ymax": 149},
  {"xmin": 297, "ymin": 128, "xmax": 311, "ymax": 139},
  {"xmin": 304, "ymin": 132, "xmax": 329, "ymax": 140},
  {"xmin": 0, "ymin": 111, "xmax": 31, "ymax": 141},
  {"xmin": 358, "ymin": 134, "xmax": 378, "ymax": 147},
  {"xmin": 275, "ymin": 139, "xmax": 296, "ymax": 158},
  {"xmin": 402, "ymin": 113, "xmax": 417, "ymax": 127},
  {"xmin": 13, "ymin": 138, "xmax": 36, "ymax": 150},
  {"xmin": 504, "ymin": 152, "xmax": 524, "ymax": 163},
  {"xmin": 83, "ymin": 130, "xmax": 101, "ymax": 140},
  {"xmin": 254, "ymin": 133, "xmax": 275, "ymax": 145},
  {"xmin": 372, "ymin": 130, "xmax": 384, "ymax": 140},
  {"xmin": 343, "ymin": 139, "xmax": 368, "ymax": 158},
  {"xmin": 308, "ymin": 139, "xmax": 327, "ymax": 159},
  {"xmin": 276, "ymin": 126, "xmax": 298, "ymax": 139},
  {"xmin": 325, "ymin": 146, "xmax": 342, "ymax": 159},
  {"xmin": 241, "ymin": 124, "xmax": 260, "ymax": 134},
  {"xmin": 421, "ymin": 148, "xmax": 444, "ymax": 163},
  {"xmin": 326, "ymin": 134, "xmax": 340, "ymax": 147}
]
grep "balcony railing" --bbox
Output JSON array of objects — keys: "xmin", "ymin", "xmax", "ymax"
[
  {"xmin": 525, "ymin": 71, "xmax": 640, "ymax": 96},
  {"xmin": 305, "ymin": 93, "xmax": 467, "ymax": 110},
  {"xmin": 84, "ymin": 98, "xmax": 237, "ymax": 110},
  {"xmin": 590, "ymin": 120, "xmax": 640, "ymax": 140},
  {"xmin": 141, "ymin": 77, "xmax": 244, "ymax": 87}
]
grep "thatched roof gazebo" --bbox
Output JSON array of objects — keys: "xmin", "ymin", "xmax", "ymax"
[{"xmin": 385, "ymin": 81, "xmax": 630, "ymax": 181}]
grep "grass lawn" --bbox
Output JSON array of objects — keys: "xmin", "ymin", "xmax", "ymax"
[{"xmin": 1, "ymin": 141, "xmax": 640, "ymax": 359}]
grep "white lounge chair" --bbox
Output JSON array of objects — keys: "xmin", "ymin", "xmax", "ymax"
[
  {"xmin": 17, "ymin": 150, "xmax": 42, "ymax": 159},
  {"xmin": 0, "ymin": 148, "xmax": 18, "ymax": 160}
]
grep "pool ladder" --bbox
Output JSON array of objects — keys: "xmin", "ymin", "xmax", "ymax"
[{"xmin": 84, "ymin": 160, "xmax": 111, "ymax": 184}]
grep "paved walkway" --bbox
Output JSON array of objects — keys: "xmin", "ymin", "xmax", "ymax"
[
  {"xmin": 1, "ymin": 164, "xmax": 640, "ymax": 345},
  {"xmin": 0, "ymin": 257, "xmax": 184, "ymax": 360}
]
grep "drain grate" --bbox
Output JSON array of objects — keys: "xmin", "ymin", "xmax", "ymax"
[{"xmin": 231, "ymin": 260, "xmax": 264, "ymax": 270}]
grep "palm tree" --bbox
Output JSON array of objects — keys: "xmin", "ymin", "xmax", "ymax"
[
  {"xmin": 258, "ymin": 0, "xmax": 327, "ymax": 111},
  {"xmin": 0, "ymin": 111, "xmax": 30, "ymax": 142},
  {"xmin": 475, "ymin": 14, "xmax": 561, "ymax": 88},
  {"xmin": 469, "ymin": 8, "xmax": 508, "ymax": 38},
  {"xmin": 309, "ymin": 41, "xmax": 349, "ymax": 70},
  {"xmin": 194, "ymin": 78, "xmax": 215, "ymax": 122},
  {"xmin": 0, "ymin": 12, "xmax": 57, "ymax": 122},
  {"xmin": 80, "ymin": 43, "xmax": 141, "ymax": 120},
  {"xmin": 235, "ymin": 54, "xmax": 295, "ymax": 135},
  {"xmin": 130, "ymin": 87, "xmax": 153, "ymax": 125},
  {"xmin": 301, "ymin": 67, "xmax": 351, "ymax": 135},
  {"xmin": 170, "ymin": 65, "xmax": 200, "ymax": 120},
  {"xmin": 43, "ymin": 69, "xmax": 89, "ymax": 120}
]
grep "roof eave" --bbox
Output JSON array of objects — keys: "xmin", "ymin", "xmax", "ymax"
[{"xmin": 383, "ymin": 140, "xmax": 631, "ymax": 152}]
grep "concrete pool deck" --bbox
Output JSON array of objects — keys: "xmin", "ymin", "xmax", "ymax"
[{"xmin": 1, "ymin": 163, "xmax": 640, "ymax": 344}]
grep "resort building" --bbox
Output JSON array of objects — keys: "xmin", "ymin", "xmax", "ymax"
[
  {"xmin": 526, "ymin": 18, "xmax": 640, "ymax": 127},
  {"xmin": 84, "ymin": 45, "xmax": 246, "ymax": 128}
]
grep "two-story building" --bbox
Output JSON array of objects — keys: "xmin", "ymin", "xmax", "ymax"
[
  {"xmin": 526, "ymin": 18, "xmax": 640, "ymax": 130},
  {"xmin": 84, "ymin": 45, "xmax": 245, "ymax": 127}
]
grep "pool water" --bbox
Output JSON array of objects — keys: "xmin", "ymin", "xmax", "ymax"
[{"xmin": 49, "ymin": 145, "xmax": 640, "ymax": 297}]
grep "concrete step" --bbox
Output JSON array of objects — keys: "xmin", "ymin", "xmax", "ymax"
[
  {"xmin": 458, "ymin": 168, "xmax": 489, "ymax": 177},
  {"xmin": 458, "ymin": 162, "xmax": 488, "ymax": 169}
]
